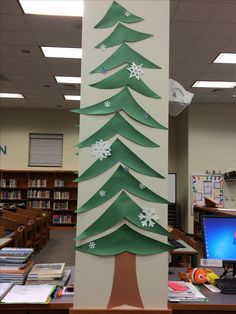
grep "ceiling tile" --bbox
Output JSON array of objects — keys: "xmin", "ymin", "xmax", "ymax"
[
  {"xmin": 173, "ymin": 1, "xmax": 219, "ymax": 22},
  {"xmin": 170, "ymin": 22, "xmax": 207, "ymax": 38},
  {"xmin": 0, "ymin": 15, "xmax": 29, "ymax": 32},
  {"xmin": 191, "ymin": 39, "xmax": 229, "ymax": 52},
  {"xmin": 212, "ymin": 3, "xmax": 236, "ymax": 23},
  {"xmin": 0, "ymin": 0, "xmax": 22, "ymax": 14},
  {"xmin": 170, "ymin": 37, "xmax": 197, "ymax": 52},
  {"xmin": 1, "ymin": 31, "xmax": 36, "ymax": 45},
  {"xmin": 33, "ymin": 32, "xmax": 69, "ymax": 46},
  {"xmin": 201, "ymin": 23, "xmax": 236, "ymax": 39},
  {"xmin": 26, "ymin": 15, "xmax": 66, "ymax": 33}
]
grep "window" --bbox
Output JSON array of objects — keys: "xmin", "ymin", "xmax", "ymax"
[{"xmin": 29, "ymin": 133, "xmax": 63, "ymax": 167}]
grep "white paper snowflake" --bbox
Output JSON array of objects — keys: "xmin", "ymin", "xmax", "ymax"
[
  {"xmin": 91, "ymin": 139, "xmax": 111, "ymax": 161},
  {"xmin": 139, "ymin": 183, "xmax": 146, "ymax": 189},
  {"xmin": 99, "ymin": 189, "xmax": 106, "ymax": 197},
  {"xmin": 124, "ymin": 10, "xmax": 131, "ymax": 17},
  {"xmin": 104, "ymin": 101, "xmax": 111, "ymax": 107},
  {"xmin": 127, "ymin": 62, "xmax": 144, "ymax": 80},
  {"xmin": 138, "ymin": 208, "xmax": 160, "ymax": 227},
  {"xmin": 89, "ymin": 241, "xmax": 96, "ymax": 249}
]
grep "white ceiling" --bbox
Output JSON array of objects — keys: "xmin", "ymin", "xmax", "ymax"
[{"xmin": 0, "ymin": 0, "xmax": 236, "ymax": 110}]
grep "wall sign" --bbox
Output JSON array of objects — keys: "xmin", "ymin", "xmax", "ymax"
[{"xmin": 0, "ymin": 146, "xmax": 7, "ymax": 155}]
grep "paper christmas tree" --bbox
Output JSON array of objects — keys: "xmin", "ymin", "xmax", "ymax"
[{"xmin": 74, "ymin": 1, "xmax": 171, "ymax": 308}]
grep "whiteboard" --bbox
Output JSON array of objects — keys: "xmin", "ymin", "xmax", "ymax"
[{"xmin": 168, "ymin": 173, "xmax": 176, "ymax": 203}]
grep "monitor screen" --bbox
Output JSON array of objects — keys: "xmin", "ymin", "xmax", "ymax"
[{"xmin": 201, "ymin": 215, "xmax": 236, "ymax": 262}]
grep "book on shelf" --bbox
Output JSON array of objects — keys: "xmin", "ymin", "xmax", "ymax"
[{"xmin": 168, "ymin": 281, "xmax": 207, "ymax": 303}]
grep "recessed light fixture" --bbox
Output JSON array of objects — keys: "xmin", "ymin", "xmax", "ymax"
[
  {"xmin": 19, "ymin": 0, "xmax": 84, "ymax": 16},
  {"xmin": 64, "ymin": 95, "xmax": 81, "ymax": 101},
  {"xmin": 0, "ymin": 93, "xmax": 24, "ymax": 98},
  {"xmin": 213, "ymin": 53, "xmax": 236, "ymax": 64},
  {"xmin": 55, "ymin": 76, "xmax": 81, "ymax": 84},
  {"xmin": 41, "ymin": 47, "xmax": 82, "ymax": 59},
  {"xmin": 192, "ymin": 81, "xmax": 235, "ymax": 88}
]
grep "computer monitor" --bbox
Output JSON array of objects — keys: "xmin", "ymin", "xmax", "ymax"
[{"xmin": 201, "ymin": 215, "xmax": 236, "ymax": 277}]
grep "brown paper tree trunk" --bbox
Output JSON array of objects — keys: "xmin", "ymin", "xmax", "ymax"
[{"xmin": 107, "ymin": 252, "xmax": 144, "ymax": 308}]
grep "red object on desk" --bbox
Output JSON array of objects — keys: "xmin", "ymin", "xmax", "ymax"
[{"xmin": 168, "ymin": 281, "xmax": 188, "ymax": 291}]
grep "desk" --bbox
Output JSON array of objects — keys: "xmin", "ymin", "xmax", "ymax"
[
  {"xmin": 169, "ymin": 267, "xmax": 236, "ymax": 313},
  {"xmin": 1, "ymin": 267, "xmax": 236, "ymax": 314}
]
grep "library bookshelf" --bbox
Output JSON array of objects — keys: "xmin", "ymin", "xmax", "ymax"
[{"xmin": 0, "ymin": 170, "xmax": 78, "ymax": 226}]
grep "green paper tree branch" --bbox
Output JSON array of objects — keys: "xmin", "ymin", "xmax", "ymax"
[
  {"xmin": 76, "ymin": 191, "xmax": 169, "ymax": 241},
  {"xmin": 95, "ymin": 1, "xmax": 143, "ymax": 29},
  {"xmin": 76, "ymin": 138, "xmax": 164, "ymax": 183},
  {"xmin": 77, "ymin": 113, "xmax": 159, "ymax": 148},
  {"xmin": 71, "ymin": 88, "xmax": 166, "ymax": 129},
  {"xmin": 77, "ymin": 165, "xmax": 169, "ymax": 213},
  {"xmin": 95, "ymin": 23, "xmax": 153, "ymax": 49},
  {"xmin": 76, "ymin": 224, "xmax": 173, "ymax": 256},
  {"xmin": 90, "ymin": 67, "xmax": 160, "ymax": 99},
  {"xmin": 91, "ymin": 43, "xmax": 161, "ymax": 74}
]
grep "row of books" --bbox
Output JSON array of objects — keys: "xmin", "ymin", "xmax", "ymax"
[
  {"xmin": 0, "ymin": 191, "xmax": 22, "ymax": 199},
  {"xmin": 0, "ymin": 179, "xmax": 17, "ymax": 188}
]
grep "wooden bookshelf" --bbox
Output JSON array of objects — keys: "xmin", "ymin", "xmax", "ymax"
[{"xmin": 0, "ymin": 170, "xmax": 78, "ymax": 226}]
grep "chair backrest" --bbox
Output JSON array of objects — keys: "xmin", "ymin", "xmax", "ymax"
[
  {"xmin": 0, "ymin": 216, "xmax": 18, "ymax": 231},
  {"xmin": 27, "ymin": 207, "xmax": 43, "ymax": 216},
  {"xmin": 16, "ymin": 208, "xmax": 37, "ymax": 219},
  {"xmin": 0, "ymin": 225, "xmax": 4, "ymax": 237},
  {"xmin": 3, "ymin": 210, "xmax": 29, "ymax": 225}
]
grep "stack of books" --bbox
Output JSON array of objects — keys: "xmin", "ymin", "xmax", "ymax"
[
  {"xmin": 0, "ymin": 248, "xmax": 34, "ymax": 284},
  {"xmin": 168, "ymin": 281, "xmax": 207, "ymax": 303},
  {"xmin": 27, "ymin": 263, "xmax": 67, "ymax": 283}
]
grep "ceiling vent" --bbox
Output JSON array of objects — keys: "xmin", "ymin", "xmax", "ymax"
[{"xmin": 0, "ymin": 73, "xmax": 9, "ymax": 81}]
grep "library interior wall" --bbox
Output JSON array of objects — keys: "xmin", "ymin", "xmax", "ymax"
[
  {"xmin": 0, "ymin": 108, "xmax": 79, "ymax": 171},
  {"xmin": 169, "ymin": 103, "xmax": 236, "ymax": 233}
]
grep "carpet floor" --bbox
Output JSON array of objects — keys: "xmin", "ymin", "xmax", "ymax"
[{"xmin": 32, "ymin": 227, "xmax": 76, "ymax": 266}]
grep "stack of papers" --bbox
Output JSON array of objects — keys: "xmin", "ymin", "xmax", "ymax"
[
  {"xmin": 1, "ymin": 284, "xmax": 56, "ymax": 304},
  {"xmin": 0, "ymin": 261, "xmax": 34, "ymax": 284},
  {"xmin": 27, "ymin": 263, "xmax": 65, "ymax": 280},
  {"xmin": 168, "ymin": 281, "xmax": 207, "ymax": 303},
  {"xmin": 25, "ymin": 269, "xmax": 71, "ymax": 286},
  {"xmin": 0, "ymin": 248, "xmax": 34, "ymax": 285},
  {"xmin": 0, "ymin": 282, "xmax": 14, "ymax": 301}
]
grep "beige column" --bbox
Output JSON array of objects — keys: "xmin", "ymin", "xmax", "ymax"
[{"xmin": 74, "ymin": 0, "xmax": 170, "ymax": 309}]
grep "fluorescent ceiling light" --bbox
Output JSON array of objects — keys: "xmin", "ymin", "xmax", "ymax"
[
  {"xmin": 19, "ymin": 0, "xmax": 84, "ymax": 16},
  {"xmin": 41, "ymin": 47, "xmax": 82, "ymax": 59},
  {"xmin": 192, "ymin": 81, "xmax": 235, "ymax": 88},
  {"xmin": 55, "ymin": 76, "xmax": 81, "ymax": 84},
  {"xmin": 0, "ymin": 93, "xmax": 24, "ymax": 98},
  {"xmin": 64, "ymin": 95, "xmax": 81, "ymax": 101},
  {"xmin": 213, "ymin": 53, "xmax": 236, "ymax": 64}
]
